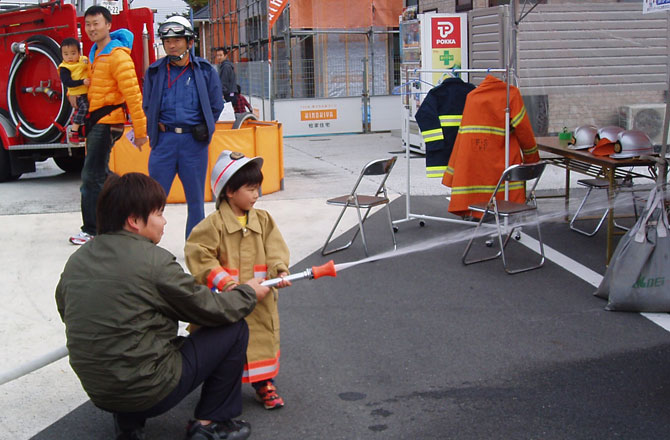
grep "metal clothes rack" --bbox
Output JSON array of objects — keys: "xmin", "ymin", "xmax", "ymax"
[
  {"xmin": 393, "ymin": 2, "xmax": 523, "ymax": 232},
  {"xmin": 392, "ymin": 66, "xmax": 512, "ymax": 231}
]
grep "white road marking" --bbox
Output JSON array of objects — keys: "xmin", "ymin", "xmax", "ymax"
[{"xmin": 518, "ymin": 232, "xmax": 670, "ymax": 332}]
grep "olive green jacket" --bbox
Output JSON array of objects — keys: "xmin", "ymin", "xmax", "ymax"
[{"xmin": 55, "ymin": 230, "xmax": 256, "ymax": 412}]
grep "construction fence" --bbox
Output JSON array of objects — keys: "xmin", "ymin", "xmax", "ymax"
[{"xmin": 235, "ymin": 32, "xmax": 402, "ymax": 136}]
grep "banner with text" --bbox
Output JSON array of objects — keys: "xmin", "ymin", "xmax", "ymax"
[
  {"xmin": 643, "ymin": 0, "xmax": 670, "ymax": 13},
  {"xmin": 274, "ymin": 98, "xmax": 364, "ymax": 136},
  {"xmin": 268, "ymin": 0, "xmax": 288, "ymax": 30}
]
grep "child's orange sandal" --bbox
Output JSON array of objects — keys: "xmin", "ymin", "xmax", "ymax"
[{"xmin": 255, "ymin": 382, "xmax": 284, "ymax": 410}]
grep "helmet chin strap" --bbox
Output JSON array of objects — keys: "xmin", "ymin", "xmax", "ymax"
[{"xmin": 168, "ymin": 49, "xmax": 189, "ymax": 63}]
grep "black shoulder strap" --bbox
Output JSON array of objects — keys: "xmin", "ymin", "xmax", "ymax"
[{"xmin": 87, "ymin": 103, "xmax": 126, "ymax": 128}]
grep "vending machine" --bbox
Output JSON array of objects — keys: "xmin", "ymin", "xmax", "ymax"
[{"xmin": 399, "ymin": 9, "xmax": 468, "ymax": 153}]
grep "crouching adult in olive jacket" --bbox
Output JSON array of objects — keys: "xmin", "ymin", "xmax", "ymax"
[{"xmin": 56, "ymin": 172, "xmax": 268, "ymax": 440}]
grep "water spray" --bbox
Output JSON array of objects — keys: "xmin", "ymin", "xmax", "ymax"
[
  {"xmin": 0, "ymin": 192, "xmax": 639, "ymax": 386},
  {"xmin": 261, "ymin": 260, "xmax": 337, "ymax": 287}
]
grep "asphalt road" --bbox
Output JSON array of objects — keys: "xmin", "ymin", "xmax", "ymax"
[
  {"xmin": 2, "ymin": 133, "xmax": 668, "ymax": 439},
  {"xmin": 0, "ymin": 159, "xmax": 81, "ymax": 215},
  {"xmin": 30, "ymin": 196, "xmax": 670, "ymax": 440}
]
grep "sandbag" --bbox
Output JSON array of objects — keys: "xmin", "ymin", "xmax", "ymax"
[{"xmin": 594, "ymin": 186, "xmax": 670, "ymax": 312}]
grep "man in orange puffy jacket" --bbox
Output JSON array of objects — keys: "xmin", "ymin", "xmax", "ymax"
[{"xmin": 69, "ymin": 5, "xmax": 148, "ymax": 245}]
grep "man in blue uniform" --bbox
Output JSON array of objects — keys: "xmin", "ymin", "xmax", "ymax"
[{"xmin": 143, "ymin": 16, "xmax": 224, "ymax": 238}]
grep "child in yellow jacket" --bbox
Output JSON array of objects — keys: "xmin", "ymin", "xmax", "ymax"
[
  {"xmin": 58, "ymin": 37, "xmax": 90, "ymax": 144},
  {"xmin": 185, "ymin": 150, "xmax": 291, "ymax": 410}
]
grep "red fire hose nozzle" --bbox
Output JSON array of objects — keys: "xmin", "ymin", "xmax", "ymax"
[{"xmin": 261, "ymin": 260, "xmax": 337, "ymax": 287}]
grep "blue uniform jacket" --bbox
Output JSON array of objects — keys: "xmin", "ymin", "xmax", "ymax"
[{"xmin": 143, "ymin": 50, "xmax": 223, "ymax": 144}]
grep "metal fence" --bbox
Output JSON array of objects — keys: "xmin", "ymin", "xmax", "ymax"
[
  {"xmin": 235, "ymin": 61, "xmax": 270, "ymax": 99},
  {"xmin": 236, "ymin": 56, "xmax": 401, "ymax": 100}
]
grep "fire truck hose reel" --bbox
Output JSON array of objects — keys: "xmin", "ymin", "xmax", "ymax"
[
  {"xmin": 7, "ymin": 34, "xmax": 71, "ymax": 143},
  {"xmin": 10, "ymin": 42, "xmax": 26, "ymax": 54}
]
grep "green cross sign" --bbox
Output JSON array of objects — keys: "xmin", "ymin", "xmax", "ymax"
[{"xmin": 439, "ymin": 51, "xmax": 454, "ymax": 66}]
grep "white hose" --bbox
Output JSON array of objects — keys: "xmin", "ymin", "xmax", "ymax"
[
  {"xmin": 0, "ymin": 345, "xmax": 68, "ymax": 386},
  {"xmin": 7, "ymin": 35, "xmax": 71, "ymax": 143}
]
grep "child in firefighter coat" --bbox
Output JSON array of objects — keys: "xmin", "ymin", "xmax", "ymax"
[{"xmin": 185, "ymin": 150, "xmax": 290, "ymax": 410}]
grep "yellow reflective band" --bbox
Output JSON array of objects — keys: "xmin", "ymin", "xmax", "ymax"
[
  {"xmin": 451, "ymin": 182, "xmax": 525, "ymax": 195},
  {"xmin": 426, "ymin": 166, "xmax": 447, "ymax": 178},
  {"xmin": 452, "ymin": 185, "xmax": 498, "ymax": 195},
  {"xmin": 498, "ymin": 182, "xmax": 526, "ymax": 192},
  {"xmin": 459, "ymin": 125, "xmax": 507, "ymax": 136},
  {"xmin": 445, "ymin": 166, "xmax": 455, "ymax": 176},
  {"xmin": 523, "ymin": 145, "xmax": 539, "ymax": 155},
  {"xmin": 439, "ymin": 115, "xmax": 462, "ymax": 127},
  {"xmin": 511, "ymin": 107, "xmax": 526, "ymax": 128},
  {"xmin": 422, "ymin": 128, "xmax": 444, "ymax": 142}
]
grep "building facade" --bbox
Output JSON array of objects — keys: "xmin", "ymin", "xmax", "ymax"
[{"xmin": 204, "ymin": 0, "xmax": 403, "ymax": 99}]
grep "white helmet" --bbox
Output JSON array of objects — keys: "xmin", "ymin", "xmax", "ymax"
[
  {"xmin": 211, "ymin": 150, "xmax": 263, "ymax": 208},
  {"xmin": 611, "ymin": 130, "xmax": 654, "ymax": 159},
  {"xmin": 569, "ymin": 125, "xmax": 597, "ymax": 150},
  {"xmin": 159, "ymin": 16, "xmax": 195, "ymax": 40},
  {"xmin": 596, "ymin": 126, "xmax": 624, "ymax": 143}
]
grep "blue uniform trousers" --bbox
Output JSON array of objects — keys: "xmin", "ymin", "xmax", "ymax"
[{"xmin": 148, "ymin": 131, "xmax": 209, "ymax": 238}]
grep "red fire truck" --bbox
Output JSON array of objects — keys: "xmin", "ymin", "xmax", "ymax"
[{"xmin": 0, "ymin": 0, "xmax": 154, "ymax": 181}]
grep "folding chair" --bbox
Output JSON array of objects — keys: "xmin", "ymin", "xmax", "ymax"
[
  {"xmin": 569, "ymin": 175, "xmax": 634, "ymax": 236},
  {"xmin": 321, "ymin": 156, "xmax": 398, "ymax": 256},
  {"xmin": 462, "ymin": 161, "xmax": 547, "ymax": 274}
]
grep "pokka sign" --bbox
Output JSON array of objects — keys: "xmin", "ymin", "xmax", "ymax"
[
  {"xmin": 431, "ymin": 17, "xmax": 461, "ymax": 48},
  {"xmin": 429, "ymin": 16, "xmax": 465, "ymax": 84}
]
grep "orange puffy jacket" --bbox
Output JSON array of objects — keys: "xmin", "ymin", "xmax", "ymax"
[
  {"xmin": 87, "ymin": 29, "xmax": 147, "ymax": 139},
  {"xmin": 442, "ymin": 75, "xmax": 539, "ymax": 217}
]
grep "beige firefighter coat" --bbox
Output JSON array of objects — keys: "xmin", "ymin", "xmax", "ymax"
[{"xmin": 185, "ymin": 200, "xmax": 290, "ymax": 383}]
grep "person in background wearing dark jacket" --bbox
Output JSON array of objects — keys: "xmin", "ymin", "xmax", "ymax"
[
  {"xmin": 56, "ymin": 172, "xmax": 267, "ymax": 440},
  {"xmin": 214, "ymin": 47, "xmax": 236, "ymax": 104},
  {"xmin": 143, "ymin": 16, "xmax": 223, "ymax": 239}
]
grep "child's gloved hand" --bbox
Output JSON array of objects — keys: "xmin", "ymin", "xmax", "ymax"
[{"xmin": 275, "ymin": 272, "xmax": 292, "ymax": 288}]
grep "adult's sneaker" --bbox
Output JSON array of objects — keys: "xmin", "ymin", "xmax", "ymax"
[
  {"xmin": 186, "ymin": 419, "xmax": 251, "ymax": 440},
  {"xmin": 69, "ymin": 231, "xmax": 93, "ymax": 245},
  {"xmin": 113, "ymin": 414, "xmax": 146, "ymax": 440}
]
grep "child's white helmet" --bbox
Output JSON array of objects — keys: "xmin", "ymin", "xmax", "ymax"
[{"xmin": 211, "ymin": 150, "xmax": 263, "ymax": 207}]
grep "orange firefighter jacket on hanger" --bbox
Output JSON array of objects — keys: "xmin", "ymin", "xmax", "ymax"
[{"xmin": 442, "ymin": 75, "xmax": 539, "ymax": 217}]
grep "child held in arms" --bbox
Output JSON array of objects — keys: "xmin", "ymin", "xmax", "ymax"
[{"xmin": 59, "ymin": 37, "xmax": 91, "ymax": 144}]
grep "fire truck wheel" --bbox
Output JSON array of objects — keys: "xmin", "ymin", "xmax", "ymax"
[
  {"xmin": 0, "ymin": 147, "xmax": 20, "ymax": 182},
  {"xmin": 54, "ymin": 155, "xmax": 85, "ymax": 174}
]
